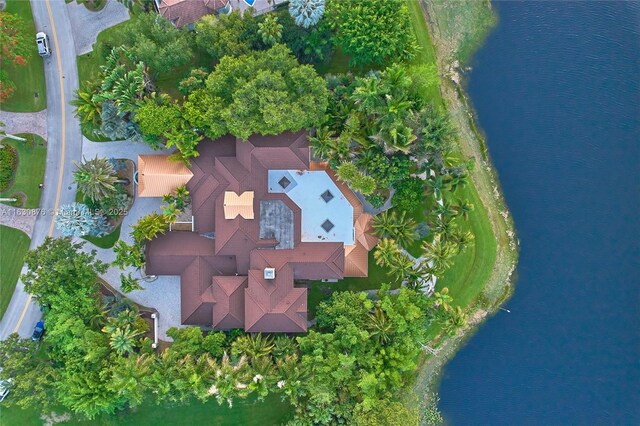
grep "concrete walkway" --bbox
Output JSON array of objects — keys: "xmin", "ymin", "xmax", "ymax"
[
  {"xmin": 0, "ymin": 205, "xmax": 37, "ymax": 237},
  {"xmin": 0, "ymin": 110, "xmax": 48, "ymax": 141},
  {"xmin": 67, "ymin": 0, "xmax": 129, "ymax": 55}
]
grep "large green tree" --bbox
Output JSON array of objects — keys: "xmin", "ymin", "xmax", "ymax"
[
  {"xmin": 194, "ymin": 11, "xmax": 259, "ymax": 62},
  {"xmin": 183, "ymin": 44, "xmax": 328, "ymax": 140},
  {"xmin": 328, "ymin": 0, "xmax": 418, "ymax": 66},
  {"xmin": 121, "ymin": 13, "xmax": 193, "ymax": 75}
]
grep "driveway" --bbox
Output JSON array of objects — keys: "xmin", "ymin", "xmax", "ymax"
[
  {"xmin": 0, "ymin": 0, "xmax": 84, "ymax": 340},
  {"xmin": 81, "ymin": 137, "xmax": 181, "ymax": 338},
  {"xmin": 67, "ymin": 0, "xmax": 130, "ymax": 55}
]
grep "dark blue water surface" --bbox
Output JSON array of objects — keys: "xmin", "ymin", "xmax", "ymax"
[{"xmin": 438, "ymin": 2, "xmax": 640, "ymax": 425}]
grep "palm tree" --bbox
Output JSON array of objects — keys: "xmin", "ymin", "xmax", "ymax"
[
  {"xmin": 432, "ymin": 287, "xmax": 453, "ymax": 312},
  {"xmin": 435, "ymin": 199, "xmax": 456, "ymax": 219},
  {"xmin": 367, "ymin": 306, "xmax": 394, "ymax": 345},
  {"xmin": 131, "ymin": 213, "xmax": 168, "ymax": 242},
  {"xmin": 373, "ymin": 238, "xmax": 402, "ymax": 268},
  {"xmin": 441, "ymin": 306, "xmax": 467, "ymax": 336},
  {"xmin": 73, "ymin": 156, "xmax": 117, "ymax": 202},
  {"xmin": 161, "ymin": 203, "xmax": 181, "ymax": 223},
  {"xmin": 72, "ymin": 81, "xmax": 102, "ymax": 126},
  {"xmin": 451, "ymin": 228, "xmax": 475, "ymax": 254},
  {"xmin": 258, "ymin": 15, "xmax": 283, "ymax": 46},
  {"xmin": 108, "ymin": 354, "xmax": 153, "ymax": 407},
  {"xmin": 272, "ymin": 336, "xmax": 296, "ymax": 358},
  {"xmin": 426, "ymin": 175, "xmax": 445, "ymax": 200},
  {"xmin": 388, "ymin": 252, "xmax": 416, "ymax": 282},
  {"xmin": 351, "ymin": 77, "xmax": 383, "ymax": 114},
  {"xmin": 174, "ymin": 185, "xmax": 190, "ymax": 209},
  {"xmin": 371, "ymin": 210, "xmax": 397, "ymax": 240},
  {"xmin": 433, "ymin": 216, "xmax": 457, "ymax": 241},
  {"xmin": 108, "ymin": 325, "xmax": 142, "ymax": 356},
  {"xmin": 421, "ymin": 235, "xmax": 456, "ymax": 274},
  {"xmin": 231, "ymin": 333, "xmax": 274, "ymax": 360},
  {"xmin": 309, "ymin": 127, "xmax": 336, "ymax": 161},
  {"xmin": 455, "ymin": 199, "xmax": 474, "ymax": 220}
]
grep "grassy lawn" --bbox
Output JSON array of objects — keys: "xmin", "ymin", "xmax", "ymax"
[
  {"xmin": 0, "ymin": 134, "xmax": 47, "ymax": 209},
  {"xmin": 0, "ymin": 0, "xmax": 47, "ymax": 112},
  {"xmin": 406, "ymin": 0, "xmax": 445, "ymax": 108},
  {"xmin": 0, "ymin": 394, "xmax": 291, "ymax": 425},
  {"xmin": 0, "ymin": 226, "xmax": 31, "ymax": 319}
]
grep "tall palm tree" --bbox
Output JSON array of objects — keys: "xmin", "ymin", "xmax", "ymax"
[
  {"xmin": 421, "ymin": 235, "xmax": 456, "ymax": 274},
  {"xmin": 373, "ymin": 238, "xmax": 402, "ymax": 268},
  {"xmin": 272, "ymin": 336, "xmax": 296, "ymax": 358},
  {"xmin": 309, "ymin": 127, "xmax": 336, "ymax": 161},
  {"xmin": 108, "ymin": 325, "xmax": 142, "ymax": 356},
  {"xmin": 432, "ymin": 287, "xmax": 453, "ymax": 312},
  {"xmin": 435, "ymin": 199, "xmax": 456, "ymax": 219},
  {"xmin": 455, "ymin": 199, "xmax": 474, "ymax": 220},
  {"xmin": 351, "ymin": 77, "xmax": 383, "ymax": 114},
  {"xmin": 451, "ymin": 228, "xmax": 475, "ymax": 254},
  {"xmin": 433, "ymin": 216, "xmax": 457, "ymax": 241},
  {"xmin": 371, "ymin": 210, "xmax": 397, "ymax": 240},
  {"xmin": 426, "ymin": 175, "xmax": 445, "ymax": 200},
  {"xmin": 72, "ymin": 81, "xmax": 102, "ymax": 126},
  {"xmin": 108, "ymin": 354, "xmax": 153, "ymax": 407},
  {"xmin": 366, "ymin": 306, "xmax": 394, "ymax": 345},
  {"xmin": 231, "ymin": 333, "xmax": 274, "ymax": 360},
  {"xmin": 441, "ymin": 306, "xmax": 467, "ymax": 336},
  {"xmin": 372, "ymin": 210, "xmax": 418, "ymax": 248},
  {"xmin": 73, "ymin": 156, "xmax": 117, "ymax": 202},
  {"xmin": 388, "ymin": 252, "xmax": 416, "ymax": 282}
]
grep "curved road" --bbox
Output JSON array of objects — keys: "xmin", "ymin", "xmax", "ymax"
[{"xmin": 0, "ymin": 0, "xmax": 82, "ymax": 339}]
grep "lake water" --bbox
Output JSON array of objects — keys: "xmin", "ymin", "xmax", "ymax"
[{"xmin": 438, "ymin": 2, "xmax": 640, "ymax": 424}]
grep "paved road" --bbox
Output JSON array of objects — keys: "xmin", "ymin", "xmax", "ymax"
[{"xmin": 0, "ymin": 0, "xmax": 82, "ymax": 340}]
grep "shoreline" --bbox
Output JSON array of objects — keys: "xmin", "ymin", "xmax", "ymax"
[{"xmin": 413, "ymin": 0, "xmax": 520, "ymax": 413}]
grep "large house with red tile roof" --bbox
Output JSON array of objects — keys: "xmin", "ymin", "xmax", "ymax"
[{"xmin": 139, "ymin": 131, "xmax": 378, "ymax": 333}]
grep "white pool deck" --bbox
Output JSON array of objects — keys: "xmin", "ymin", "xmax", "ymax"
[{"xmin": 268, "ymin": 170, "xmax": 355, "ymax": 245}]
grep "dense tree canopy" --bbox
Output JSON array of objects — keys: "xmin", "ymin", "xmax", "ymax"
[
  {"xmin": 183, "ymin": 44, "xmax": 328, "ymax": 140},
  {"xmin": 0, "ymin": 11, "xmax": 32, "ymax": 66},
  {"xmin": 194, "ymin": 11, "xmax": 259, "ymax": 62},
  {"xmin": 121, "ymin": 13, "xmax": 193, "ymax": 74},
  {"xmin": 327, "ymin": 0, "xmax": 418, "ymax": 66}
]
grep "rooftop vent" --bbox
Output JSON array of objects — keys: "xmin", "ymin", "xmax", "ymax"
[
  {"xmin": 321, "ymin": 219, "xmax": 334, "ymax": 233},
  {"xmin": 264, "ymin": 268, "xmax": 276, "ymax": 280},
  {"xmin": 278, "ymin": 176, "xmax": 291, "ymax": 189},
  {"xmin": 321, "ymin": 189, "xmax": 334, "ymax": 203}
]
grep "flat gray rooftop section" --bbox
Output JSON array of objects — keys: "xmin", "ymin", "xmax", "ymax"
[
  {"xmin": 260, "ymin": 200, "xmax": 294, "ymax": 249},
  {"xmin": 268, "ymin": 170, "xmax": 355, "ymax": 245}
]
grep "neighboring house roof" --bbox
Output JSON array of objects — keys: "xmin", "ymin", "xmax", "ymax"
[
  {"xmin": 158, "ymin": 0, "xmax": 226, "ymax": 28},
  {"xmin": 144, "ymin": 132, "xmax": 378, "ymax": 333},
  {"xmin": 138, "ymin": 155, "xmax": 193, "ymax": 197}
]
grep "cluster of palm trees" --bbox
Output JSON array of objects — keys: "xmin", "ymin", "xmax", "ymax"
[
  {"xmin": 430, "ymin": 287, "xmax": 468, "ymax": 336},
  {"xmin": 72, "ymin": 47, "xmax": 153, "ymax": 140},
  {"xmin": 100, "ymin": 305, "xmax": 145, "ymax": 356}
]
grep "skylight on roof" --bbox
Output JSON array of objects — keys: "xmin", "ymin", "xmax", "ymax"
[
  {"xmin": 321, "ymin": 189, "xmax": 334, "ymax": 203},
  {"xmin": 321, "ymin": 219, "xmax": 334, "ymax": 233},
  {"xmin": 278, "ymin": 176, "xmax": 291, "ymax": 189}
]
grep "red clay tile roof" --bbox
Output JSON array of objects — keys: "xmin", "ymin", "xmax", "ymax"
[
  {"xmin": 158, "ymin": 0, "xmax": 226, "ymax": 28},
  {"xmin": 145, "ymin": 131, "xmax": 377, "ymax": 333}
]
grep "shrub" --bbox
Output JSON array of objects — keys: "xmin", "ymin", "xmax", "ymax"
[
  {"xmin": 0, "ymin": 144, "xmax": 18, "ymax": 192},
  {"xmin": 392, "ymin": 177, "xmax": 424, "ymax": 212}
]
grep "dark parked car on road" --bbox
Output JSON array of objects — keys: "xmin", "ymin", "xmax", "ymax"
[{"xmin": 31, "ymin": 320, "xmax": 44, "ymax": 341}]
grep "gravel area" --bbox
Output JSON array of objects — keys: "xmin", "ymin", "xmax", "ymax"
[
  {"xmin": 67, "ymin": 0, "xmax": 130, "ymax": 55},
  {"xmin": 0, "ymin": 204, "xmax": 36, "ymax": 237},
  {"xmin": 0, "ymin": 110, "xmax": 47, "ymax": 140}
]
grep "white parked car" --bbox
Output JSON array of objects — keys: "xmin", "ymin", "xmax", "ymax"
[
  {"xmin": 36, "ymin": 32, "xmax": 51, "ymax": 57},
  {"xmin": 0, "ymin": 378, "xmax": 12, "ymax": 402}
]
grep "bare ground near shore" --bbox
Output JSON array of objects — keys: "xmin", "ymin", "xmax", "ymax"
[{"xmin": 412, "ymin": 0, "xmax": 519, "ymax": 419}]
